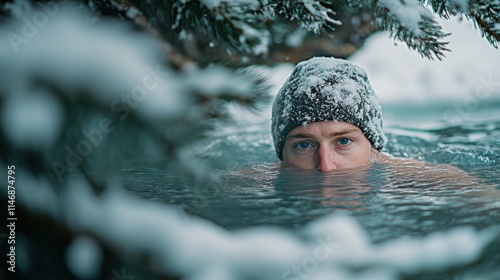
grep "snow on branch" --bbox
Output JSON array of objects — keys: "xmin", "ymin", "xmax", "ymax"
[
  {"xmin": 424, "ymin": 0, "xmax": 499, "ymax": 48},
  {"xmin": 278, "ymin": 0, "xmax": 342, "ymax": 34},
  {"xmin": 466, "ymin": 0, "xmax": 500, "ymax": 48},
  {"xmin": 375, "ymin": 0, "xmax": 450, "ymax": 59},
  {"xmin": 0, "ymin": 3, "xmax": 270, "ymax": 182}
]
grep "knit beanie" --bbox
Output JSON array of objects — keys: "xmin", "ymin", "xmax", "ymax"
[{"xmin": 271, "ymin": 57, "xmax": 387, "ymax": 160}]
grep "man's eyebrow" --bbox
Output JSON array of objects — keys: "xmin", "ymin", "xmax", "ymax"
[
  {"xmin": 329, "ymin": 129, "xmax": 360, "ymax": 137},
  {"xmin": 287, "ymin": 133, "xmax": 313, "ymax": 139},
  {"xmin": 288, "ymin": 129, "xmax": 360, "ymax": 139}
]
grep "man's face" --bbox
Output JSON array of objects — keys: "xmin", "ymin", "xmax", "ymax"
[{"xmin": 282, "ymin": 121, "xmax": 373, "ymax": 172}]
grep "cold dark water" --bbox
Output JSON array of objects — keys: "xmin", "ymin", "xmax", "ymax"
[{"xmin": 118, "ymin": 102, "xmax": 500, "ymax": 279}]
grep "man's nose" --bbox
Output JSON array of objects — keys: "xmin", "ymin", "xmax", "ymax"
[{"xmin": 316, "ymin": 145, "xmax": 337, "ymax": 172}]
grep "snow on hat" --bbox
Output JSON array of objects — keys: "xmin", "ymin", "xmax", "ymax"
[{"xmin": 271, "ymin": 57, "xmax": 387, "ymax": 160}]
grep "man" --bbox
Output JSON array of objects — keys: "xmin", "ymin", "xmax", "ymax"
[
  {"xmin": 270, "ymin": 57, "xmax": 493, "ymax": 190},
  {"xmin": 271, "ymin": 56, "xmax": 388, "ymax": 172}
]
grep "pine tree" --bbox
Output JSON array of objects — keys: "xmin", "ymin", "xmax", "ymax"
[
  {"xmin": 85, "ymin": 0, "xmax": 498, "ymax": 63},
  {"xmin": 0, "ymin": 0, "xmax": 498, "ymax": 279}
]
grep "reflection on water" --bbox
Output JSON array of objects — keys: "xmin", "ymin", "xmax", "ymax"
[
  {"xmin": 116, "ymin": 105, "xmax": 500, "ymax": 278},
  {"xmin": 122, "ymin": 161, "xmax": 499, "ymax": 239}
]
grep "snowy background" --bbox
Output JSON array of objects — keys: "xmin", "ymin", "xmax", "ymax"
[
  {"xmin": 265, "ymin": 16, "xmax": 500, "ymax": 105},
  {"xmin": 352, "ymin": 16, "xmax": 500, "ymax": 105},
  {"xmin": 240, "ymin": 15, "xmax": 500, "ymax": 131}
]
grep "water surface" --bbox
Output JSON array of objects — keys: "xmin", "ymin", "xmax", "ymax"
[{"xmin": 118, "ymin": 103, "xmax": 500, "ymax": 279}]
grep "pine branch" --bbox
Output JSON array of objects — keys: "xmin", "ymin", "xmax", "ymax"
[
  {"xmin": 274, "ymin": 0, "xmax": 342, "ymax": 34},
  {"xmin": 424, "ymin": 0, "xmax": 457, "ymax": 19},
  {"xmin": 374, "ymin": 0, "xmax": 450, "ymax": 60},
  {"xmin": 0, "ymin": 4, "xmax": 272, "ymax": 184},
  {"xmin": 469, "ymin": 0, "xmax": 500, "ymax": 48},
  {"xmin": 122, "ymin": 0, "xmax": 271, "ymax": 58},
  {"xmin": 90, "ymin": 0, "xmax": 195, "ymax": 68},
  {"xmin": 112, "ymin": 0, "xmax": 351, "ymax": 64},
  {"xmin": 425, "ymin": 0, "xmax": 499, "ymax": 48}
]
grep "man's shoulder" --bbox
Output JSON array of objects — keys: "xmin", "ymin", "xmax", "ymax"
[{"xmin": 376, "ymin": 152, "xmax": 489, "ymax": 187}]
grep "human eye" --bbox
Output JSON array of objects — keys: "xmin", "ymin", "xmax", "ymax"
[
  {"xmin": 337, "ymin": 137, "xmax": 352, "ymax": 146},
  {"xmin": 294, "ymin": 141, "xmax": 313, "ymax": 150}
]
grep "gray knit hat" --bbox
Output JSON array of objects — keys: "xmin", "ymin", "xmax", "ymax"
[{"xmin": 271, "ymin": 57, "xmax": 387, "ymax": 160}]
